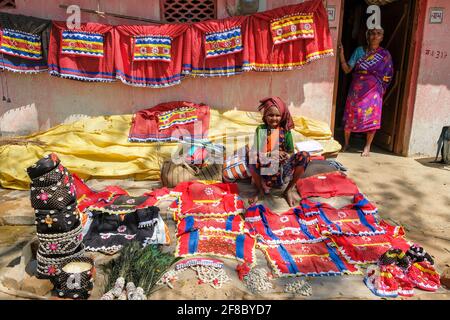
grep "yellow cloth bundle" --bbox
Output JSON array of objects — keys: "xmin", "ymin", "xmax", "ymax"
[{"xmin": 0, "ymin": 109, "xmax": 340, "ymax": 190}]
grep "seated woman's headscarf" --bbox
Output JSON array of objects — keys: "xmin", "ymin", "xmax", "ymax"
[{"xmin": 258, "ymin": 97, "xmax": 295, "ymax": 131}]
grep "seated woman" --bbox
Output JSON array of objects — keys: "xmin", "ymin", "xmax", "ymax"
[{"xmin": 248, "ymin": 97, "xmax": 310, "ymax": 207}]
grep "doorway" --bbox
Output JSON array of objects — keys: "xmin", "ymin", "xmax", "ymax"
[{"xmin": 334, "ymin": 0, "xmax": 417, "ymax": 153}]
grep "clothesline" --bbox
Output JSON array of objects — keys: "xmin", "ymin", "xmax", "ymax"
[{"xmin": 58, "ymin": 4, "xmax": 166, "ymax": 24}]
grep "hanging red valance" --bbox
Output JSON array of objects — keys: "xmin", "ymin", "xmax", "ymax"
[
  {"xmin": 243, "ymin": 0, "xmax": 333, "ymax": 71},
  {"xmin": 48, "ymin": 22, "xmax": 115, "ymax": 82},
  {"xmin": 113, "ymin": 23, "xmax": 189, "ymax": 88},
  {"xmin": 0, "ymin": 0, "xmax": 334, "ymax": 86},
  {"xmin": 184, "ymin": 15, "xmax": 248, "ymax": 77}
]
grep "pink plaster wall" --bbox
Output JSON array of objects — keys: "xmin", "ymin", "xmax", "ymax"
[
  {"xmin": 0, "ymin": 0, "xmax": 340, "ymax": 135},
  {"xmin": 408, "ymin": 0, "xmax": 450, "ymax": 156}
]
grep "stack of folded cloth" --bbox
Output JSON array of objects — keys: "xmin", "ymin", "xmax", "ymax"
[
  {"xmin": 364, "ymin": 245, "xmax": 440, "ymax": 298},
  {"xmin": 27, "ymin": 153, "xmax": 85, "ymax": 279}
]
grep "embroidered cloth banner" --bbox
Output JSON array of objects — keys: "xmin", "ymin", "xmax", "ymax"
[
  {"xmin": 0, "ymin": 12, "xmax": 51, "ymax": 73},
  {"xmin": 0, "ymin": 29, "xmax": 42, "ymax": 60},
  {"xmin": 243, "ymin": 0, "xmax": 333, "ymax": 71},
  {"xmin": 114, "ymin": 23, "xmax": 189, "ymax": 87},
  {"xmin": 270, "ymin": 13, "xmax": 315, "ymax": 45},
  {"xmin": 132, "ymin": 35, "xmax": 172, "ymax": 62},
  {"xmin": 61, "ymin": 30, "xmax": 104, "ymax": 57},
  {"xmin": 48, "ymin": 22, "xmax": 115, "ymax": 82}
]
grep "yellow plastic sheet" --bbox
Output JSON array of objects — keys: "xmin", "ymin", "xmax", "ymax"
[{"xmin": 0, "ymin": 110, "xmax": 340, "ymax": 190}]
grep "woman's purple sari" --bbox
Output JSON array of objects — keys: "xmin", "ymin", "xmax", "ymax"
[{"xmin": 343, "ymin": 47, "xmax": 394, "ymax": 132}]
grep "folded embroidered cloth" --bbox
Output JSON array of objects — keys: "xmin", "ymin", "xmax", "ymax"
[{"xmin": 128, "ymin": 101, "xmax": 211, "ymax": 142}]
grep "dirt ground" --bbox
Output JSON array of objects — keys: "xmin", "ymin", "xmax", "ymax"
[{"xmin": 0, "ymin": 145, "xmax": 449, "ymax": 300}]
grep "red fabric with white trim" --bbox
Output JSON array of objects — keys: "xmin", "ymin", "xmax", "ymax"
[
  {"xmin": 128, "ymin": 101, "xmax": 210, "ymax": 142},
  {"xmin": 296, "ymin": 171, "xmax": 359, "ymax": 199},
  {"xmin": 406, "ymin": 261, "xmax": 440, "ymax": 292},
  {"xmin": 244, "ymin": 205, "xmax": 323, "ymax": 245},
  {"xmin": 170, "ymin": 180, "xmax": 245, "ymax": 221},
  {"xmin": 48, "ymin": 22, "xmax": 115, "ymax": 82},
  {"xmin": 176, "ymin": 215, "xmax": 244, "ymax": 237},
  {"xmin": 243, "ymin": 0, "xmax": 333, "ymax": 71},
  {"xmin": 261, "ymin": 241, "xmax": 359, "ymax": 277},
  {"xmin": 184, "ymin": 15, "xmax": 248, "ymax": 77},
  {"xmin": 114, "ymin": 23, "xmax": 189, "ymax": 87}
]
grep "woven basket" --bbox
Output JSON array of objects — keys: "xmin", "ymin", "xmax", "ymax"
[{"xmin": 160, "ymin": 159, "xmax": 222, "ymax": 188}]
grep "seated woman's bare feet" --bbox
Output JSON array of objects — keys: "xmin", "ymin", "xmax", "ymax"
[
  {"xmin": 283, "ymin": 189, "xmax": 296, "ymax": 207},
  {"xmin": 342, "ymin": 144, "xmax": 350, "ymax": 152},
  {"xmin": 361, "ymin": 146, "xmax": 370, "ymax": 157}
]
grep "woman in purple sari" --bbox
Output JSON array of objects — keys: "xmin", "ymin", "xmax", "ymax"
[{"xmin": 339, "ymin": 27, "xmax": 394, "ymax": 156}]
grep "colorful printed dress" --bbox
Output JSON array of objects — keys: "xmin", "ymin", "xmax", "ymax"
[
  {"xmin": 249, "ymin": 124, "xmax": 310, "ymax": 189},
  {"xmin": 343, "ymin": 46, "xmax": 394, "ymax": 132}
]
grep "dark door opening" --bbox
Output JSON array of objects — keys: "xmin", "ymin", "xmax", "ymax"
[{"xmin": 334, "ymin": 0, "xmax": 416, "ymax": 153}]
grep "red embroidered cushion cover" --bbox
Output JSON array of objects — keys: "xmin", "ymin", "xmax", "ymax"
[
  {"xmin": 260, "ymin": 241, "xmax": 360, "ymax": 277},
  {"xmin": 176, "ymin": 229, "xmax": 256, "ymax": 265},
  {"xmin": 244, "ymin": 204, "xmax": 324, "ymax": 245}
]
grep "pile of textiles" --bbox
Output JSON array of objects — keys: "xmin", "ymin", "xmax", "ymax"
[
  {"xmin": 26, "ymin": 153, "xmax": 85, "ymax": 278},
  {"xmin": 296, "ymin": 172, "xmax": 412, "ymax": 263},
  {"xmin": 243, "ymin": 171, "xmax": 434, "ymax": 285},
  {"xmin": 0, "ymin": 0, "xmax": 333, "ymax": 87},
  {"xmin": 129, "ymin": 101, "xmax": 211, "ymax": 142},
  {"xmin": 73, "ymin": 174, "xmax": 171, "ymax": 254},
  {"xmin": 364, "ymin": 246, "xmax": 440, "ymax": 297},
  {"xmin": 245, "ymin": 204, "xmax": 359, "ymax": 277},
  {"xmin": 0, "ymin": 107, "xmax": 341, "ymax": 190},
  {"xmin": 171, "ymin": 180, "xmax": 256, "ymax": 265}
]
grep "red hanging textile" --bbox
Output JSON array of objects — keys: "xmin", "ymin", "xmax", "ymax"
[
  {"xmin": 114, "ymin": 23, "xmax": 189, "ymax": 88},
  {"xmin": 243, "ymin": 0, "xmax": 333, "ymax": 71},
  {"xmin": 128, "ymin": 101, "xmax": 211, "ymax": 142},
  {"xmin": 48, "ymin": 22, "xmax": 115, "ymax": 82},
  {"xmin": 0, "ymin": 13, "xmax": 51, "ymax": 73},
  {"xmin": 184, "ymin": 15, "xmax": 248, "ymax": 77}
]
